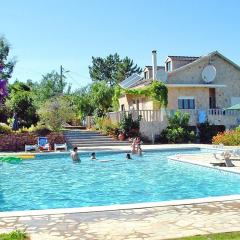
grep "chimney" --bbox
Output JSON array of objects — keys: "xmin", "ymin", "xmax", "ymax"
[{"xmin": 152, "ymin": 50, "xmax": 157, "ymax": 80}]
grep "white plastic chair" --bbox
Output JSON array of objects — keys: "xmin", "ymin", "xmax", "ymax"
[{"xmin": 54, "ymin": 143, "xmax": 67, "ymax": 151}]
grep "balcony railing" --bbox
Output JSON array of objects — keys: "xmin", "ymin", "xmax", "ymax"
[
  {"xmin": 107, "ymin": 109, "xmax": 240, "ymax": 124},
  {"xmin": 108, "ymin": 110, "xmax": 164, "ymax": 123}
]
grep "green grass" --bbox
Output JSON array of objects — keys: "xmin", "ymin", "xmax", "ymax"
[
  {"xmin": 0, "ymin": 230, "xmax": 28, "ymax": 240},
  {"xmin": 173, "ymin": 232, "xmax": 240, "ymax": 240}
]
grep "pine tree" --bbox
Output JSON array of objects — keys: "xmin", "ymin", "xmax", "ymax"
[{"xmin": 89, "ymin": 53, "xmax": 141, "ymax": 86}]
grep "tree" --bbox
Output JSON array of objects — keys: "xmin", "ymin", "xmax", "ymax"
[
  {"xmin": 89, "ymin": 82, "xmax": 114, "ymax": 116},
  {"xmin": 5, "ymin": 81, "xmax": 38, "ymax": 127},
  {"xmin": 0, "ymin": 37, "xmax": 15, "ymax": 80},
  {"xmin": 89, "ymin": 53, "xmax": 141, "ymax": 86},
  {"xmin": 89, "ymin": 53, "xmax": 120, "ymax": 86},
  {"xmin": 115, "ymin": 57, "xmax": 141, "ymax": 83},
  {"xmin": 33, "ymin": 71, "xmax": 71, "ymax": 105},
  {"xmin": 0, "ymin": 36, "xmax": 15, "ymax": 103},
  {"xmin": 70, "ymin": 86, "xmax": 94, "ymax": 121},
  {"xmin": 38, "ymin": 96, "xmax": 75, "ymax": 131}
]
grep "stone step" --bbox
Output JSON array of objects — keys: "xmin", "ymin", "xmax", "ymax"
[
  {"xmin": 63, "ymin": 134, "xmax": 109, "ymax": 138},
  {"xmin": 63, "ymin": 129, "xmax": 128, "ymax": 148},
  {"xmin": 64, "ymin": 136, "xmax": 116, "ymax": 141},
  {"xmin": 63, "ymin": 126, "xmax": 86, "ymax": 130},
  {"xmin": 67, "ymin": 139, "xmax": 128, "ymax": 144},
  {"xmin": 63, "ymin": 130, "xmax": 99, "ymax": 134},
  {"xmin": 69, "ymin": 142, "xmax": 129, "ymax": 147},
  {"xmin": 67, "ymin": 139, "xmax": 120, "ymax": 144},
  {"xmin": 63, "ymin": 134, "xmax": 103, "ymax": 137}
]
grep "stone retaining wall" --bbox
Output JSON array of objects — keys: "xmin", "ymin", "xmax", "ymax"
[{"xmin": 0, "ymin": 132, "xmax": 65, "ymax": 151}]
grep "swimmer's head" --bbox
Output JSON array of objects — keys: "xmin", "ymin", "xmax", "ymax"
[{"xmin": 73, "ymin": 147, "xmax": 78, "ymax": 152}]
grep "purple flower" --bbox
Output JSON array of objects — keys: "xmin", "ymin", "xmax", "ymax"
[{"xmin": 0, "ymin": 79, "xmax": 8, "ymax": 102}]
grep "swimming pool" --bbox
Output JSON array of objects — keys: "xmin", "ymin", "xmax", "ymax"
[{"xmin": 1, "ymin": 148, "xmax": 240, "ymax": 212}]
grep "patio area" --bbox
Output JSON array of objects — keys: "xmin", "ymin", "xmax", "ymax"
[
  {"xmin": 169, "ymin": 152, "xmax": 240, "ymax": 174},
  {"xmin": 1, "ymin": 199, "xmax": 240, "ymax": 240}
]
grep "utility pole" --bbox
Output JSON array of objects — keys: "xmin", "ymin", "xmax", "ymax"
[
  {"xmin": 60, "ymin": 65, "xmax": 63, "ymax": 93},
  {"xmin": 60, "ymin": 65, "xmax": 70, "ymax": 93}
]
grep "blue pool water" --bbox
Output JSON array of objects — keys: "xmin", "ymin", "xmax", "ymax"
[{"xmin": 1, "ymin": 148, "xmax": 240, "ymax": 212}]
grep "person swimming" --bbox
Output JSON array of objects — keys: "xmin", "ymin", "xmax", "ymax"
[
  {"xmin": 131, "ymin": 138, "xmax": 137, "ymax": 154},
  {"xmin": 90, "ymin": 152, "xmax": 113, "ymax": 162},
  {"xmin": 91, "ymin": 152, "xmax": 96, "ymax": 160},
  {"xmin": 126, "ymin": 153, "xmax": 132, "ymax": 160},
  {"xmin": 71, "ymin": 147, "xmax": 80, "ymax": 162}
]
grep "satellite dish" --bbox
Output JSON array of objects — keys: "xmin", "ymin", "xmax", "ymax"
[{"xmin": 202, "ymin": 65, "xmax": 216, "ymax": 83}]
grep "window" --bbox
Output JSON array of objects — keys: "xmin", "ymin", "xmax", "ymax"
[
  {"xmin": 166, "ymin": 61, "xmax": 172, "ymax": 71},
  {"xmin": 144, "ymin": 71, "xmax": 149, "ymax": 79},
  {"xmin": 178, "ymin": 97, "xmax": 195, "ymax": 109}
]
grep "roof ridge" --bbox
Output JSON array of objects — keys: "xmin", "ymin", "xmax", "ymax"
[{"xmin": 167, "ymin": 55, "xmax": 199, "ymax": 59}]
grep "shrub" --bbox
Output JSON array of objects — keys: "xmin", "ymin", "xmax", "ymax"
[
  {"xmin": 236, "ymin": 125, "xmax": 240, "ymax": 131},
  {"xmin": 16, "ymin": 127, "xmax": 29, "ymax": 133},
  {"xmin": 94, "ymin": 117, "xmax": 120, "ymax": 138},
  {"xmin": 28, "ymin": 124, "xmax": 51, "ymax": 136},
  {"xmin": 38, "ymin": 97, "xmax": 75, "ymax": 132},
  {"xmin": 119, "ymin": 113, "xmax": 141, "ymax": 137},
  {"xmin": 101, "ymin": 118, "xmax": 112, "ymax": 134},
  {"xmin": 212, "ymin": 130, "xmax": 240, "ymax": 146},
  {"xmin": 93, "ymin": 116, "xmax": 104, "ymax": 130},
  {"xmin": 160, "ymin": 111, "xmax": 196, "ymax": 143},
  {"xmin": 197, "ymin": 122, "xmax": 225, "ymax": 144},
  {"xmin": 0, "ymin": 229, "xmax": 28, "ymax": 240},
  {"xmin": 0, "ymin": 123, "xmax": 12, "ymax": 134}
]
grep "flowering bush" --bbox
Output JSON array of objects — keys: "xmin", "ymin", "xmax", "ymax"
[
  {"xmin": 0, "ymin": 122, "xmax": 12, "ymax": 134},
  {"xmin": 212, "ymin": 129, "xmax": 240, "ymax": 146},
  {"xmin": 0, "ymin": 79, "xmax": 8, "ymax": 102}
]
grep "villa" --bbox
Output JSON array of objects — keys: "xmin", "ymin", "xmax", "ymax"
[{"xmin": 109, "ymin": 50, "xmax": 240, "ymax": 139}]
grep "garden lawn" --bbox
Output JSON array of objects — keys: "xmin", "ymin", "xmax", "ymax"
[
  {"xmin": 0, "ymin": 230, "xmax": 29, "ymax": 240},
  {"xmin": 173, "ymin": 232, "xmax": 240, "ymax": 240}
]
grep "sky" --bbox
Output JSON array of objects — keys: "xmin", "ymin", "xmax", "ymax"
[{"xmin": 1, "ymin": 0, "xmax": 240, "ymax": 89}]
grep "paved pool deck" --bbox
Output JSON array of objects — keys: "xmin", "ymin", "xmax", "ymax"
[
  {"xmin": 1, "ymin": 199, "xmax": 240, "ymax": 240},
  {"xmin": 1, "ymin": 144, "xmax": 240, "ymax": 239},
  {"xmin": 168, "ymin": 151, "xmax": 240, "ymax": 174}
]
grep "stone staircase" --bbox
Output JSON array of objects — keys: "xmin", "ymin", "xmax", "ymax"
[{"xmin": 63, "ymin": 129, "xmax": 129, "ymax": 148}]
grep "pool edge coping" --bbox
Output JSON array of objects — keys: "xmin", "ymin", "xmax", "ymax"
[
  {"xmin": 1, "ymin": 195, "xmax": 240, "ymax": 218},
  {"xmin": 0, "ymin": 144, "xmax": 210, "ymax": 157}
]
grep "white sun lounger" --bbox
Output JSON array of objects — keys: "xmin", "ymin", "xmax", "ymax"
[
  {"xmin": 25, "ymin": 144, "xmax": 37, "ymax": 152},
  {"xmin": 54, "ymin": 143, "xmax": 67, "ymax": 151},
  {"xmin": 211, "ymin": 151, "xmax": 235, "ymax": 167}
]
